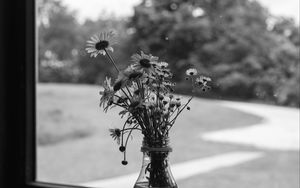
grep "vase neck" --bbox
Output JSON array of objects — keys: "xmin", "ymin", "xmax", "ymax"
[{"xmin": 141, "ymin": 136, "xmax": 172, "ymax": 152}]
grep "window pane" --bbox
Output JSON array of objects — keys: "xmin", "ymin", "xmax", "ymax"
[{"xmin": 36, "ymin": 0, "xmax": 299, "ymax": 188}]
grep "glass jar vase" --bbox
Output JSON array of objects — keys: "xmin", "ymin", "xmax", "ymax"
[{"xmin": 134, "ymin": 138, "xmax": 177, "ymax": 188}]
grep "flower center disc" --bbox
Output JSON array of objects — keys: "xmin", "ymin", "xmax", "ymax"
[
  {"xmin": 139, "ymin": 59, "xmax": 151, "ymax": 68},
  {"xmin": 129, "ymin": 72, "xmax": 143, "ymax": 79},
  {"xmin": 95, "ymin": 40, "xmax": 109, "ymax": 50}
]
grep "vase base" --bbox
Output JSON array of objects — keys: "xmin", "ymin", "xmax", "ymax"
[{"xmin": 134, "ymin": 182, "xmax": 178, "ymax": 188}]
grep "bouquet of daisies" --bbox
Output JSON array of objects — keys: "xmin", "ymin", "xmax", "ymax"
[{"xmin": 86, "ymin": 31, "xmax": 211, "ymax": 165}]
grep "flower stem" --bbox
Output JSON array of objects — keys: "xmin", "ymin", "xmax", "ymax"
[
  {"xmin": 169, "ymin": 96, "xmax": 193, "ymax": 127},
  {"xmin": 123, "ymin": 124, "xmax": 139, "ymax": 161},
  {"xmin": 104, "ymin": 49, "xmax": 120, "ymax": 73},
  {"xmin": 104, "ymin": 49, "xmax": 134, "ymax": 100}
]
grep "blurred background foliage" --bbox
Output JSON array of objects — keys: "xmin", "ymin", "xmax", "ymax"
[{"xmin": 37, "ymin": 0, "xmax": 299, "ymax": 107}]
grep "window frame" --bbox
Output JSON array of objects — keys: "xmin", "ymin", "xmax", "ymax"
[{"xmin": 0, "ymin": 0, "xmax": 90, "ymax": 187}]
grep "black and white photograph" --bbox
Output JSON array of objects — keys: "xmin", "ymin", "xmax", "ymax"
[{"xmin": 0, "ymin": 0, "xmax": 299, "ymax": 188}]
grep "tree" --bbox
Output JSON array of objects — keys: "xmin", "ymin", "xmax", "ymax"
[
  {"xmin": 38, "ymin": 0, "xmax": 81, "ymax": 82},
  {"xmin": 37, "ymin": 1, "xmax": 133, "ymax": 84},
  {"xmin": 129, "ymin": 0, "xmax": 299, "ymax": 106},
  {"xmin": 268, "ymin": 18, "xmax": 300, "ymax": 106}
]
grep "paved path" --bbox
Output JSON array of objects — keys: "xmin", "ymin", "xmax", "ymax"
[
  {"xmin": 81, "ymin": 151, "xmax": 263, "ymax": 188},
  {"xmin": 202, "ymin": 101, "xmax": 299, "ymax": 151},
  {"xmin": 81, "ymin": 100, "xmax": 299, "ymax": 187}
]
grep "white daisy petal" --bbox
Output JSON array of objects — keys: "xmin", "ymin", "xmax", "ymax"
[
  {"xmin": 86, "ymin": 44, "xmax": 95, "ymax": 47},
  {"xmin": 100, "ymin": 50, "xmax": 106, "ymax": 56},
  {"xmin": 85, "ymin": 47, "xmax": 94, "ymax": 50},
  {"xmin": 91, "ymin": 36, "xmax": 98, "ymax": 42},
  {"xmin": 87, "ymin": 49, "xmax": 97, "ymax": 53},
  {"xmin": 100, "ymin": 33, "xmax": 104, "ymax": 40},
  {"xmin": 107, "ymin": 46, "xmax": 114, "ymax": 52}
]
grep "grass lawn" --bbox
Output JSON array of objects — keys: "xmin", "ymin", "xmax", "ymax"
[{"xmin": 36, "ymin": 83, "xmax": 299, "ymax": 188}]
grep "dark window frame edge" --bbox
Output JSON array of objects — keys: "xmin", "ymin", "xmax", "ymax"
[{"xmin": 15, "ymin": 0, "xmax": 93, "ymax": 187}]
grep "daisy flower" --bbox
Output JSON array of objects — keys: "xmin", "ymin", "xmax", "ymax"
[
  {"xmin": 156, "ymin": 61, "xmax": 168, "ymax": 69},
  {"xmin": 186, "ymin": 68, "xmax": 198, "ymax": 76},
  {"xmin": 123, "ymin": 66, "xmax": 145, "ymax": 81},
  {"xmin": 86, "ymin": 31, "xmax": 116, "ymax": 57},
  {"xmin": 195, "ymin": 76, "xmax": 212, "ymax": 91},
  {"xmin": 109, "ymin": 128, "xmax": 122, "ymax": 144},
  {"xmin": 131, "ymin": 51, "xmax": 158, "ymax": 75},
  {"xmin": 112, "ymin": 66, "xmax": 145, "ymax": 92},
  {"xmin": 100, "ymin": 77, "xmax": 115, "ymax": 107},
  {"xmin": 154, "ymin": 62, "xmax": 172, "ymax": 79},
  {"xmin": 128, "ymin": 99, "xmax": 143, "ymax": 113},
  {"xmin": 144, "ymin": 100, "xmax": 156, "ymax": 110},
  {"xmin": 195, "ymin": 76, "xmax": 211, "ymax": 85}
]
